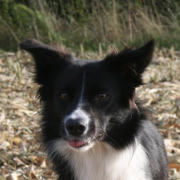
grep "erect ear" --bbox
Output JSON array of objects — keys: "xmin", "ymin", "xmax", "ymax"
[
  {"xmin": 103, "ymin": 40, "xmax": 154, "ymax": 87},
  {"xmin": 19, "ymin": 39, "xmax": 73, "ymax": 85}
]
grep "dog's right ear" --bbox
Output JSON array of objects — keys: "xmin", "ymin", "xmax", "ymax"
[
  {"xmin": 103, "ymin": 40, "xmax": 154, "ymax": 87},
  {"xmin": 20, "ymin": 39, "xmax": 73, "ymax": 85}
]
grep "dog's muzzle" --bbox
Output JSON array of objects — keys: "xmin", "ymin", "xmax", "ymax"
[{"xmin": 65, "ymin": 118, "xmax": 87, "ymax": 136}]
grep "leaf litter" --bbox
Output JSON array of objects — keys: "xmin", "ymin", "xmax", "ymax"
[{"xmin": 0, "ymin": 49, "xmax": 180, "ymax": 179}]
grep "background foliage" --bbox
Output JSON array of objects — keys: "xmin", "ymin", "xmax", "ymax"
[{"xmin": 1, "ymin": 0, "xmax": 180, "ymax": 51}]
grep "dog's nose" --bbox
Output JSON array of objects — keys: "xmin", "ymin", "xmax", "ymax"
[{"xmin": 65, "ymin": 119, "xmax": 86, "ymax": 136}]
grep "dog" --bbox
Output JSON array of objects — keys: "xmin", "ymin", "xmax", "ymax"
[{"xmin": 20, "ymin": 39, "xmax": 168, "ymax": 180}]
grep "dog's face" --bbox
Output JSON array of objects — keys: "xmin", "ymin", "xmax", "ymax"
[
  {"xmin": 53, "ymin": 61, "xmax": 127, "ymax": 151},
  {"xmin": 20, "ymin": 39, "xmax": 154, "ymax": 152}
]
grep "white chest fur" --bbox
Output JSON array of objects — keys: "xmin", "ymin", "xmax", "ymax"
[{"xmin": 53, "ymin": 140, "xmax": 151, "ymax": 180}]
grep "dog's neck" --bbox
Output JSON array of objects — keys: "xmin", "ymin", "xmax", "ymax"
[{"xmin": 53, "ymin": 140, "xmax": 150, "ymax": 180}]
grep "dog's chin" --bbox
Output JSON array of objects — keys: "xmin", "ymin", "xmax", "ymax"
[
  {"xmin": 69, "ymin": 140, "xmax": 95, "ymax": 152},
  {"xmin": 66, "ymin": 133, "xmax": 105, "ymax": 152},
  {"xmin": 53, "ymin": 138, "xmax": 96, "ymax": 154},
  {"xmin": 67, "ymin": 137, "xmax": 97, "ymax": 152},
  {"xmin": 53, "ymin": 132, "xmax": 105, "ymax": 154}
]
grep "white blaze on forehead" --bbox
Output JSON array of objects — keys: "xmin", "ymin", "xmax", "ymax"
[
  {"xmin": 78, "ymin": 70, "xmax": 86, "ymax": 105},
  {"xmin": 64, "ymin": 70, "xmax": 89, "ymax": 123}
]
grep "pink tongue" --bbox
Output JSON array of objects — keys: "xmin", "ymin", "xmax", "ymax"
[{"xmin": 69, "ymin": 140, "xmax": 85, "ymax": 147}]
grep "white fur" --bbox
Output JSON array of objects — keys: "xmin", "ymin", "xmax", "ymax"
[
  {"xmin": 52, "ymin": 139, "xmax": 151, "ymax": 180},
  {"xmin": 78, "ymin": 70, "xmax": 86, "ymax": 104},
  {"xmin": 63, "ymin": 108, "xmax": 90, "ymax": 128}
]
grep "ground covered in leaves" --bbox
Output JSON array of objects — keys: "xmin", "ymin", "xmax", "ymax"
[{"xmin": 0, "ymin": 49, "xmax": 180, "ymax": 180}]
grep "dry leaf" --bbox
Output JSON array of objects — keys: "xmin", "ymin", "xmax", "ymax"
[
  {"xmin": 6, "ymin": 173, "xmax": 18, "ymax": 180},
  {"xmin": 169, "ymin": 163, "xmax": 180, "ymax": 171}
]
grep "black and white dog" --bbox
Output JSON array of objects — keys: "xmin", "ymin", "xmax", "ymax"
[{"xmin": 20, "ymin": 39, "xmax": 168, "ymax": 180}]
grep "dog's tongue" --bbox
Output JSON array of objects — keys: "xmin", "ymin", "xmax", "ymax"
[{"xmin": 69, "ymin": 140, "xmax": 85, "ymax": 147}]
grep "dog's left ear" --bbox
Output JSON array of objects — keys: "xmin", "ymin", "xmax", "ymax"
[
  {"xmin": 19, "ymin": 39, "xmax": 73, "ymax": 85},
  {"xmin": 104, "ymin": 40, "xmax": 154, "ymax": 86}
]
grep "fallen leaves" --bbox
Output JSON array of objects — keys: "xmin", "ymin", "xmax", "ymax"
[
  {"xmin": 6, "ymin": 173, "xmax": 18, "ymax": 180},
  {"xmin": 0, "ymin": 49, "xmax": 180, "ymax": 179}
]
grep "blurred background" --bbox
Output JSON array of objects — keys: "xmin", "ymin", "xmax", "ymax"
[
  {"xmin": 0, "ymin": 0, "xmax": 180, "ymax": 180},
  {"xmin": 1, "ymin": 0, "xmax": 180, "ymax": 51}
]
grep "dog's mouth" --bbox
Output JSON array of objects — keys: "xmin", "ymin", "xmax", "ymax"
[
  {"xmin": 68, "ymin": 140, "xmax": 86, "ymax": 148},
  {"xmin": 67, "ymin": 133, "xmax": 105, "ymax": 148}
]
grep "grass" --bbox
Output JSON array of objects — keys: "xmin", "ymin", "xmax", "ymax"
[{"xmin": 1, "ymin": 0, "xmax": 180, "ymax": 51}]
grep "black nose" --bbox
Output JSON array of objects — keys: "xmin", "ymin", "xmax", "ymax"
[{"xmin": 65, "ymin": 119, "xmax": 86, "ymax": 136}]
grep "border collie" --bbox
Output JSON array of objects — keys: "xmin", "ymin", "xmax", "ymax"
[{"xmin": 20, "ymin": 39, "xmax": 168, "ymax": 180}]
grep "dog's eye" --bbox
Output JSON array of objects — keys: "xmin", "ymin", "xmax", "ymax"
[
  {"xmin": 60, "ymin": 93, "xmax": 69, "ymax": 100},
  {"xmin": 97, "ymin": 93, "xmax": 108, "ymax": 100}
]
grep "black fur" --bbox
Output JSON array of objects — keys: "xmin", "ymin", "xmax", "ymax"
[{"xmin": 20, "ymin": 39, "xmax": 168, "ymax": 180}]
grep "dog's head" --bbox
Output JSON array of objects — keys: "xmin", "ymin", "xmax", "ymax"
[{"xmin": 20, "ymin": 39, "xmax": 154, "ymax": 152}]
